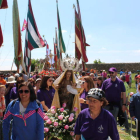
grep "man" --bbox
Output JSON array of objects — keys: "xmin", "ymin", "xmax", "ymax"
[
  {"xmin": 120, "ymin": 69, "xmax": 125, "ymax": 76},
  {"xmin": 101, "ymin": 67, "xmax": 126, "ymax": 122},
  {"xmin": 135, "ymin": 72, "xmax": 140, "ymax": 89},
  {"xmin": 0, "ymin": 73, "xmax": 6, "ymax": 85},
  {"xmin": 120, "ymin": 75, "xmax": 129, "ymax": 131},
  {"xmin": 5, "ymin": 76, "xmax": 16, "ymax": 107},
  {"xmin": 22, "ymin": 71, "xmax": 28, "ymax": 81}
]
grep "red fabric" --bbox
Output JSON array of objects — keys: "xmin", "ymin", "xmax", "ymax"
[
  {"xmin": 0, "ymin": 25, "xmax": 3, "ymax": 47},
  {"xmin": 0, "ymin": 0, "xmax": 8, "ymax": 9},
  {"xmin": 76, "ymin": 2, "xmax": 88, "ymax": 62},
  {"xmin": 125, "ymin": 75, "xmax": 129, "ymax": 82}
]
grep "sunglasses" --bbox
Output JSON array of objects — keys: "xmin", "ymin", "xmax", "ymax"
[
  {"xmin": 19, "ymin": 90, "xmax": 29, "ymax": 94},
  {"xmin": 109, "ymin": 72, "xmax": 114, "ymax": 74}
]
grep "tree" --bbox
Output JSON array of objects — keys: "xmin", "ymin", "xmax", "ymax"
[
  {"xmin": 31, "ymin": 59, "xmax": 44, "ymax": 72},
  {"xmin": 93, "ymin": 59, "xmax": 104, "ymax": 64}
]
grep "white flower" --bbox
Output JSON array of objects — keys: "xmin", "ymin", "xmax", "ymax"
[
  {"xmin": 55, "ymin": 113, "xmax": 58, "ymax": 117},
  {"xmin": 63, "ymin": 120, "xmax": 66, "ymax": 123}
]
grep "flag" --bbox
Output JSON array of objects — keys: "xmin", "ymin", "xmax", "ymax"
[
  {"xmin": 57, "ymin": 2, "xmax": 66, "ymax": 54},
  {"xmin": 0, "ymin": 25, "xmax": 3, "ymax": 47},
  {"xmin": 76, "ymin": 0, "xmax": 89, "ymax": 63},
  {"xmin": 13, "ymin": 0, "xmax": 25, "ymax": 71},
  {"xmin": 75, "ymin": 9, "xmax": 81, "ymax": 60},
  {"xmin": 55, "ymin": 28, "xmax": 60, "ymax": 59},
  {"xmin": 0, "ymin": 0, "xmax": 8, "ymax": 9},
  {"xmin": 24, "ymin": 0, "xmax": 45, "ymax": 73},
  {"xmin": 21, "ymin": 19, "xmax": 27, "ymax": 31},
  {"xmin": 54, "ymin": 38, "xmax": 57, "ymax": 64}
]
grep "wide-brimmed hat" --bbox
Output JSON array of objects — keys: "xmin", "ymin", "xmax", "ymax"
[
  {"xmin": 7, "ymin": 76, "xmax": 16, "ymax": 84},
  {"xmin": 87, "ymin": 88, "xmax": 105, "ymax": 100}
]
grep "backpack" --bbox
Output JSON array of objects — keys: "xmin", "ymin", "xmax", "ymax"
[{"xmin": 11, "ymin": 99, "xmax": 41, "ymax": 112}]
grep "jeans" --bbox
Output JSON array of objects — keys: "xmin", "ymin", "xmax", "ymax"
[{"xmin": 104, "ymin": 106, "xmax": 119, "ymax": 123}]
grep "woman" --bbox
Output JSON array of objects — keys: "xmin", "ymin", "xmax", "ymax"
[
  {"xmin": 34, "ymin": 78, "xmax": 41, "ymax": 95},
  {"xmin": 129, "ymin": 84, "xmax": 140, "ymax": 139},
  {"xmin": 37, "ymin": 76, "xmax": 55, "ymax": 112},
  {"xmin": 79, "ymin": 77, "xmax": 94, "ymax": 110},
  {"xmin": 10, "ymin": 77, "xmax": 24, "ymax": 101},
  {"xmin": 75, "ymin": 88, "xmax": 119, "ymax": 140},
  {"xmin": 97, "ymin": 76, "xmax": 103, "ymax": 89},
  {"xmin": 28, "ymin": 78, "xmax": 35, "ymax": 87},
  {"xmin": 3, "ymin": 82, "xmax": 44, "ymax": 140}
]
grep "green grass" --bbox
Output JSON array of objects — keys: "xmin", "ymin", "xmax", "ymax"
[{"xmin": 117, "ymin": 73, "xmax": 138, "ymax": 140}]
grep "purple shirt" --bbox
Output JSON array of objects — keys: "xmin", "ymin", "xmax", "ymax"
[
  {"xmin": 10, "ymin": 87, "xmax": 18, "ymax": 100},
  {"xmin": 37, "ymin": 88, "xmax": 55, "ymax": 109},
  {"xmin": 80, "ymin": 90, "xmax": 88, "ymax": 110},
  {"xmin": 101, "ymin": 78, "xmax": 125, "ymax": 103},
  {"xmin": 74, "ymin": 108, "xmax": 119, "ymax": 140}
]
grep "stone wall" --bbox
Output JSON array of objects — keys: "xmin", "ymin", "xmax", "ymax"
[{"xmin": 85, "ymin": 63, "xmax": 140, "ymax": 72}]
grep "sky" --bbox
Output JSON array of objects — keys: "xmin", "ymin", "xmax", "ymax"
[{"xmin": 0, "ymin": 0, "xmax": 140, "ymax": 70}]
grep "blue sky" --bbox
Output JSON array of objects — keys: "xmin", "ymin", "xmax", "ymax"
[{"xmin": 0, "ymin": 0, "xmax": 140, "ymax": 70}]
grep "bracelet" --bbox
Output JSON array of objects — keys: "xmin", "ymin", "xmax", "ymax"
[{"xmin": 84, "ymin": 100, "xmax": 86, "ymax": 104}]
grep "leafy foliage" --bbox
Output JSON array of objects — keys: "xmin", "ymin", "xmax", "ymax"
[{"xmin": 93, "ymin": 59, "xmax": 104, "ymax": 64}]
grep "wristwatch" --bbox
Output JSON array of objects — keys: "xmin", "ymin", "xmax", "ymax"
[
  {"xmin": 123, "ymin": 104, "xmax": 126, "ymax": 106},
  {"xmin": 84, "ymin": 100, "xmax": 86, "ymax": 104}
]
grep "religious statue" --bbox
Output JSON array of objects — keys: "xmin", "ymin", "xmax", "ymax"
[{"xmin": 51, "ymin": 57, "xmax": 81, "ymax": 117}]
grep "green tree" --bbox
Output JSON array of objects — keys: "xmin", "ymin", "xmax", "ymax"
[{"xmin": 93, "ymin": 59, "xmax": 104, "ymax": 64}]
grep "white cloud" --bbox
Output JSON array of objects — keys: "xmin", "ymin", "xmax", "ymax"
[
  {"xmin": 101, "ymin": 47, "xmax": 106, "ymax": 50},
  {"xmin": 62, "ymin": 30, "xmax": 67, "ymax": 33}
]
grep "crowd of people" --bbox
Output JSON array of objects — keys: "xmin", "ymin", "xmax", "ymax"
[{"xmin": 0, "ymin": 67, "xmax": 139, "ymax": 140}]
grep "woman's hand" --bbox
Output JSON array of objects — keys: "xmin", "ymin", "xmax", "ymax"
[
  {"xmin": 71, "ymin": 81, "xmax": 77, "ymax": 89},
  {"xmin": 80, "ymin": 98, "xmax": 85, "ymax": 104}
]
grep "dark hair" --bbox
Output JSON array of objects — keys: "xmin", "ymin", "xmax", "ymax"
[
  {"xmin": 40, "ymin": 76, "xmax": 52, "ymax": 89},
  {"xmin": 97, "ymin": 76, "xmax": 103, "ymax": 88},
  {"xmin": 82, "ymin": 71, "xmax": 86, "ymax": 76},
  {"xmin": 18, "ymin": 82, "xmax": 36, "ymax": 102},
  {"xmin": 120, "ymin": 75, "xmax": 125, "ymax": 81},
  {"xmin": 16, "ymin": 77, "xmax": 24, "ymax": 89},
  {"xmin": 99, "ymin": 97, "xmax": 108, "ymax": 107},
  {"xmin": 60, "ymin": 70, "xmax": 73, "ymax": 82},
  {"xmin": 84, "ymin": 77, "xmax": 95, "ymax": 91}
]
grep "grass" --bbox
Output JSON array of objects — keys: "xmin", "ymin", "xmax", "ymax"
[{"xmin": 117, "ymin": 73, "xmax": 138, "ymax": 140}]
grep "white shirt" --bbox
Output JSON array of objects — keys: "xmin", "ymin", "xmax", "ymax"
[{"xmin": 19, "ymin": 102, "xmax": 26, "ymax": 116}]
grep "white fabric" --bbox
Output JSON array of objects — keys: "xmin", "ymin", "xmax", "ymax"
[
  {"xmin": 67, "ymin": 85, "xmax": 78, "ymax": 95},
  {"xmin": 28, "ymin": 19, "xmax": 43, "ymax": 48},
  {"xmin": 19, "ymin": 102, "xmax": 26, "ymax": 116}
]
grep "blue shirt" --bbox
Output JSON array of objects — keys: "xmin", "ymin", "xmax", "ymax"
[
  {"xmin": 129, "ymin": 92, "xmax": 140, "ymax": 120},
  {"xmin": 74, "ymin": 108, "xmax": 119, "ymax": 140}
]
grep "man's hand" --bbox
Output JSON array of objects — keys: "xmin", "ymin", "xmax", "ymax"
[{"xmin": 122, "ymin": 105, "xmax": 126, "ymax": 112}]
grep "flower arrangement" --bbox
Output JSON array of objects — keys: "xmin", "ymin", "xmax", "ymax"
[{"xmin": 44, "ymin": 103, "xmax": 77, "ymax": 140}]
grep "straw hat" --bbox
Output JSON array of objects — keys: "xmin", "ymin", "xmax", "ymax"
[{"xmin": 7, "ymin": 76, "xmax": 16, "ymax": 84}]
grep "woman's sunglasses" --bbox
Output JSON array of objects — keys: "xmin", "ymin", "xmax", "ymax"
[{"xmin": 19, "ymin": 90, "xmax": 29, "ymax": 94}]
